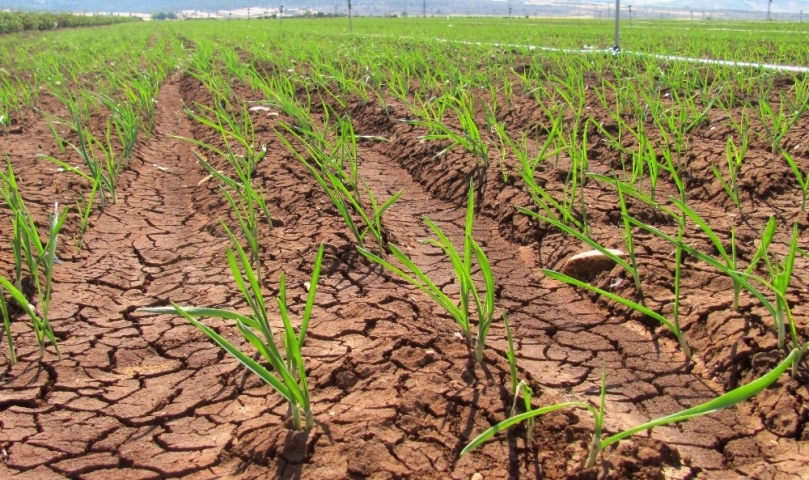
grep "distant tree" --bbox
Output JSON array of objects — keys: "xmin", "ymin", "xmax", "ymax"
[
  {"xmin": 152, "ymin": 11, "xmax": 177, "ymax": 20},
  {"xmin": 0, "ymin": 10, "xmax": 137, "ymax": 34}
]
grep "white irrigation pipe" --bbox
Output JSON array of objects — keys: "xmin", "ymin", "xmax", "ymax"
[
  {"xmin": 357, "ymin": 23, "xmax": 809, "ymax": 73},
  {"xmin": 433, "ymin": 38, "xmax": 809, "ymax": 74},
  {"xmin": 621, "ymin": 51, "xmax": 809, "ymax": 73},
  {"xmin": 634, "ymin": 26, "xmax": 809, "ymax": 35}
]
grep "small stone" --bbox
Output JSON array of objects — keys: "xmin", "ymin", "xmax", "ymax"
[
  {"xmin": 471, "ymin": 473, "xmax": 483, "ymax": 480},
  {"xmin": 561, "ymin": 249, "xmax": 626, "ymax": 281}
]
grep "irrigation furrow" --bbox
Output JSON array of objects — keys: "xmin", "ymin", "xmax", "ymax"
[{"xmin": 0, "ymin": 76, "xmax": 240, "ymax": 478}]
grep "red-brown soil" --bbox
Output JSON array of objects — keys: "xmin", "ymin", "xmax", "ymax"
[{"xmin": 1, "ymin": 67, "xmax": 807, "ymax": 480}]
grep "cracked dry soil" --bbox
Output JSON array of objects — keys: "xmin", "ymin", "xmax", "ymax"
[{"xmin": 0, "ymin": 69, "xmax": 807, "ymax": 480}]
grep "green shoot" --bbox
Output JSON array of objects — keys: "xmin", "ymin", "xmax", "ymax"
[
  {"xmin": 503, "ymin": 312, "xmax": 536, "ymax": 444},
  {"xmin": 358, "ymin": 181, "xmax": 496, "ymax": 362},
  {"xmin": 583, "ymin": 366, "xmax": 607, "ymax": 468},
  {"xmin": 626, "ymin": 217, "xmax": 801, "ymax": 361},
  {"xmin": 763, "ymin": 222, "xmax": 800, "ymax": 351},
  {"xmin": 406, "ymin": 93, "xmax": 490, "ymax": 168},
  {"xmin": 140, "ymin": 237, "xmax": 326, "ymax": 431},
  {"xmin": 460, "ymin": 401, "xmax": 595, "ymax": 455},
  {"xmin": 757, "ymin": 95, "xmax": 809, "ymax": 153},
  {"xmin": 781, "ymin": 149, "xmax": 808, "ymax": 212},
  {"xmin": 194, "ymin": 152, "xmax": 272, "ymax": 281},
  {"xmin": 543, "ymin": 269, "xmax": 690, "ymax": 359},
  {"xmin": 0, "ymin": 285, "xmax": 16, "ymax": 365},
  {"xmin": 712, "ymin": 136, "xmax": 745, "ymax": 218},
  {"xmin": 463, "ymin": 345, "xmax": 804, "ymax": 469},
  {"xmin": 276, "ymin": 121, "xmax": 402, "ymax": 253},
  {"xmin": 503, "ymin": 312, "xmax": 518, "ymax": 395},
  {"xmin": 0, "ymin": 275, "xmax": 61, "ymax": 363},
  {"xmin": 734, "ymin": 216, "xmax": 776, "ymax": 311},
  {"xmin": 0, "ymin": 161, "xmax": 66, "ymax": 361},
  {"xmin": 615, "ymin": 180, "xmax": 645, "ymax": 305},
  {"xmin": 585, "ymin": 344, "xmax": 804, "ymax": 467}
]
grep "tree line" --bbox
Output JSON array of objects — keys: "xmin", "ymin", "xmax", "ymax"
[{"xmin": 0, "ymin": 11, "xmax": 139, "ymax": 35}]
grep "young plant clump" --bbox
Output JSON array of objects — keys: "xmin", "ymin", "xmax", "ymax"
[{"xmin": 139, "ymin": 237, "xmax": 326, "ymax": 430}]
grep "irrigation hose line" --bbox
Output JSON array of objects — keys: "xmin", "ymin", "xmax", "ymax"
[
  {"xmin": 465, "ymin": 40, "xmax": 809, "ymax": 73},
  {"xmin": 358, "ymin": 34, "xmax": 809, "ymax": 74}
]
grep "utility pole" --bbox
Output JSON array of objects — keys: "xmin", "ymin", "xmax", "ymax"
[
  {"xmin": 348, "ymin": 0, "xmax": 352, "ymax": 32},
  {"xmin": 767, "ymin": 0, "xmax": 772, "ymax": 21},
  {"xmin": 613, "ymin": 0, "xmax": 620, "ymax": 52},
  {"xmin": 279, "ymin": 4, "xmax": 283, "ymax": 27},
  {"xmin": 423, "ymin": 0, "xmax": 426, "ymax": 18},
  {"xmin": 628, "ymin": 5, "xmax": 632, "ymax": 26},
  {"xmin": 508, "ymin": 3, "xmax": 512, "ymax": 24}
]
